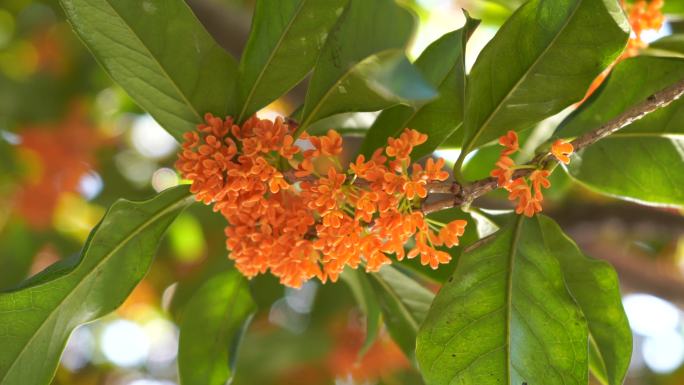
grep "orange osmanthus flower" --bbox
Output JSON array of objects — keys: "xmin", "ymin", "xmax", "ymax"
[
  {"xmin": 551, "ymin": 139, "xmax": 574, "ymax": 165},
  {"xmin": 490, "ymin": 130, "xmax": 520, "ymax": 189},
  {"xmin": 177, "ymin": 115, "xmax": 466, "ymax": 287},
  {"xmin": 490, "ymin": 131, "xmax": 559, "ymax": 217}
]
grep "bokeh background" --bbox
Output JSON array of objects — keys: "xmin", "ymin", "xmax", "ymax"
[{"xmin": 0, "ymin": 0, "xmax": 683, "ymax": 384}]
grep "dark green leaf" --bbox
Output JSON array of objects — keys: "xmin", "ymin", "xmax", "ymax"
[
  {"xmin": 298, "ymin": 0, "xmax": 431, "ymax": 133},
  {"xmin": 537, "ymin": 215, "xmax": 631, "ymax": 385},
  {"xmin": 237, "ymin": 0, "xmax": 348, "ymax": 121},
  {"xmin": 461, "ymin": 0, "xmax": 629, "ymax": 154},
  {"xmin": 558, "ymin": 56, "xmax": 684, "ymax": 137},
  {"xmin": 567, "ymin": 135, "xmax": 684, "ymax": 207},
  {"xmin": 60, "ymin": 0, "xmax": 238, "ymax": 141},
  {"xmin": 368, "ymin": 265, "xmax": 434, "ymax": 364},
  {"xmin": 178, "ymin": 269, "xmax": 256, "ymax": 385},
  {"xmin": 340, "ymin": 267, "xmax": 381, "ymax": 356},
  {"xmin": 417, "ymin": 215, "xmax": 588, "ymax": 385},
  {"xmin": 0, "ymin": 186, "xmax": 192, "ymax": 385},
  {"xmin": 359, "ymin": 16, "xmax": 480, "ymax": 159}
]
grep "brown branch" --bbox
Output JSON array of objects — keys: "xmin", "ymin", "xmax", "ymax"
[{"xmin": 421, "ymin": 78, "xmax": 684, "ymax": 215}]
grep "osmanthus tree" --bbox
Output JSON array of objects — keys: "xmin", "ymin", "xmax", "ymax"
[{"xmin": 1, "ymin": 0, "xmax": 683, "ymax": 384}]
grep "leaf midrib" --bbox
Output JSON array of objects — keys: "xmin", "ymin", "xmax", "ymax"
[
  {"xmin": 463, "ymin": 0, "xmax": 585, "ymax": 154},
  {"xmin": 504, "ymin": 216, "xmax": 524, "ymax": 385},
  {"xmin": 97, "ymin": 0, "xmax": 203, "ymax": 123},
  {"xmin": 238, "ymin": 0, "xmax": 308, "ymax": 122},
  {"xmin": 369, "ymin": 272, "xmax": 421, "ymax": 331},
  {"xmin": 1, "ymin": 192, "xmax": 192, "ymax": 383}
]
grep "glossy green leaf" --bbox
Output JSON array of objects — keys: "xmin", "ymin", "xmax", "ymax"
[
  {"xmin": 178, "ymin": 269, "xmax": 256, "ymax": 385},
  {"xmin": 0, "ymin": 186, "xmax": 193, "ymax": 385},
  {"xmin": 567, "ymin": 135, "xmax": 684, "ymax": 207},
  {"xmin": 557, "ymin": 57, "xmax": 684, "ymax": 207},
  {"xmin": 359, "ymin": 16, "xmax": 479, "ymax": 159},
  {"xmin": 340, "ymin": 267, "xmax": 381, "ymax": 356},
  {"xmin": 298, "ymin": 0, "xmax": 430, "ymax": 133},
  {"xmin": 461, "ymin": 0, "xmax": 629, "ymax": 154},
  {"xmin": 537, "ymin": 215, "xmax": 631, "ymax": 385},
  {"xmin": 301, "ymin": 49, "xmax": 436, "ymax": 134},
  {"xmin": 558, "ymin": 56, "xmax": 684, "ymax": 137},
  {"xmin": 368, "ymin": 265, "xmax": 434, "ymax": 364},
  {"xmin": 237, "ymin": 0, "xmax": 348, "ymax": 121},
  {"xmin": 60, "ymin": 0, "xmax": 238, "ymax": 141},
  {"xmin": 417, "ymin": 216, "xmax": 588, "ymax": 385}
]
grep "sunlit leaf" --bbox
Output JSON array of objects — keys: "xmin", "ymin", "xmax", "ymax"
[
  {"xmin": 567, "ymin": 135, "xmax": 684, "ymax": 207},
  {"xmin": 558, "ymin": 56, "xmax": 684, "ymax": 137},
  {"xmin": 537, "ymin": 216, "xmax": 631, "ymax": 385},
  {"xmin": 178, "ymin": 269, "xmax": 256, "ymax": 385},
  {"xmin": 557, "ymin": 57, "xmax": 684, "ymax": 207},
  {"xmin": 60, "ymin": 0, "xmax": 238, "ymax": 141},
  {"xmin": 417, "ymin": 215, "xmax": 588, "ymax": 385},
  {"xmin": 0, "ymin": 186, "xmax": 192, "ymax": 385}
]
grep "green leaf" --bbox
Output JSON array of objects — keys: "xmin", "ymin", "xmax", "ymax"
[
  {"xmin": 417, "ymin": 216, "xmax": 588, "ymax": 385},
  {"xmin": 368, "ymin": 265, "xmax": 434, "ymax": 364},
  {"xmin": 558, "ymin": 56, "xmax": 684, "ymax": 137},
  {"xmin": 359, "ymin": 16, "xmax": 480, "ymax": 159},
  {"xmin": 0, "ymin": 221, "xmax": 40, "ymax": 291},
  {"xmin": 664, "ymin": 2, "xmax": 684, "ymax": 15},
  {"xmin": 340, "ymin": 267, "xmax": 381, "ymax": 356},
  {"xmin": 537, "ymin": 215, "xmax": 631, "ymax": 385},
  {"xmin": 0, "ymin": 186, "xmax": 192, "ymax": 385},
  {"xmin": 60, "ymin": 0, "xmax": 238, "ymax": 141},
  {"xmin": 647, "ymin": 35, "xmax": 684, "ymax": 57},
  {"xmin": 237, "ymin": 0, "xmax": 348, "ymax": 121},
  {"xmin": 556, "ymin": 57, "xmax": 684, "ymax": 207},
  {"xmin": 169, "ymin": 256, "xmax": 234, "ymax": 321},
  {"xmin": 461, "ymin": 0, "xmax": 629, "ymax": 154},
  {"xmin": 301, "ymin": 49, "xmax": 436, "ymax": 134},
  {"xmin": 567, "ymin": 135, "xmax": 684, "ymax": 207},
  {"xmin": 298, "ymin": 0, "xmax": 431, "ymax": 133},
  {"xmin": 178, "ymin": 269, "xmax": 256, "ymax": 385}
]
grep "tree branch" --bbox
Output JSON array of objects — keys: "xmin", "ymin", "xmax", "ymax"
[{"xmin": 422, "ymin": 78, "xmax": 684, "ymax": 214}]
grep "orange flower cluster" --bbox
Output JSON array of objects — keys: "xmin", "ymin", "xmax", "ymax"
[
  {"xmin": 490, "ymin": 131, "xmax": 574, "ymax": 217},
  {"xmin": 624, "ymin": 0, "xmax": 665, "ymax": 57},
  {"xmin": 177, "ymin": 114, "xmax": 466, "ymax": 287}
]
